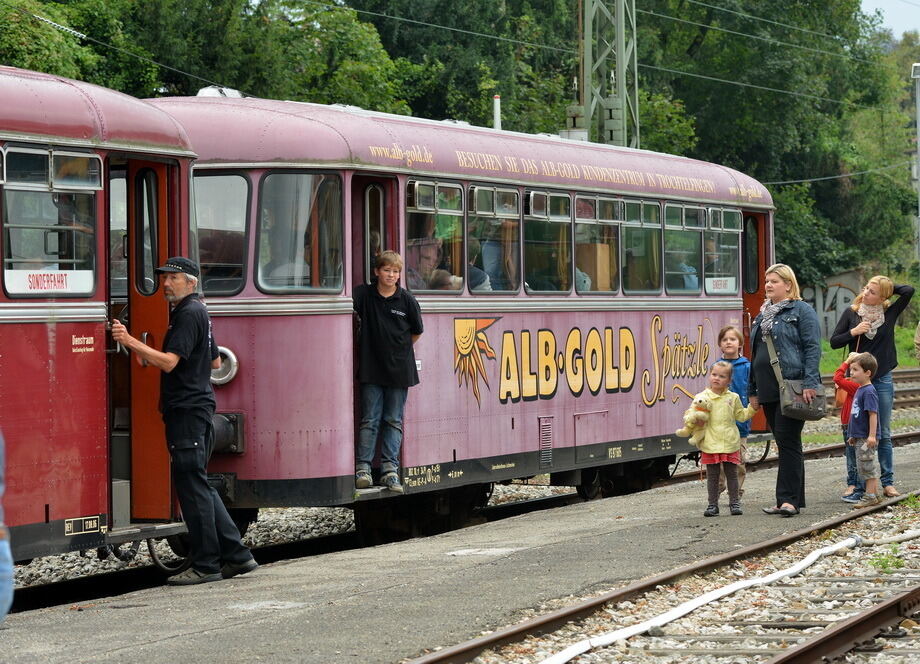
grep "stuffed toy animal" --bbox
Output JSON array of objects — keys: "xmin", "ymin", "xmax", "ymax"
[{"xmin": 675, "ymin": 394, "xmax": 712, "ymax": 447}]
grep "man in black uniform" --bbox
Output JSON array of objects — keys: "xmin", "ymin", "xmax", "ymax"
[{"xmin": 112, "ymin": 257, "xmax": 257, "ymax": 585}]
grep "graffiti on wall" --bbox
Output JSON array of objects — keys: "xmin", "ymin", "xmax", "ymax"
[{"xmin": 802, "ymin": 283, "xmax": 856, "ymax": 339}]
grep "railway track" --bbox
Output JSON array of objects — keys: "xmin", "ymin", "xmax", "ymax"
[{"xmin": 409, "ymin": 494, "xmax": 920, "ymax": 664}]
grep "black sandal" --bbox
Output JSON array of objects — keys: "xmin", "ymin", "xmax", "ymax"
[{"xmin": 762, "ymin": 506, "xmax": 783, "ymax": 515}]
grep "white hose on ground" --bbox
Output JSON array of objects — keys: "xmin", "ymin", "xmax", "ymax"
[{"xmin": 541, "ymin": 536, "xmax": 864, "ymax": 664}]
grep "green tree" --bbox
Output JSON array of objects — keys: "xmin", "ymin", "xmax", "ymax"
[{"xmin": 0, "ymin": 0, "xmax": 97, "ymax": 78}]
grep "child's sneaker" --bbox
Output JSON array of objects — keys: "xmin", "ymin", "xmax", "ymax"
[
  {"xmin": 852, "ymin": 493, "xmax": 881, "ymax": 509},
  {"xmin": 703, "ymin": 504, "xmax": 719, "ymax": 517},
  {"xmin": 841, "ymin": 492, "xmax": 863, "ymax": 504},
  {"xmin": 355, "ymin": 469, "xmax": 372, "ymax": 489},
  {"xmin": 381, "ymin": 472, "xmax": 404, "ymax": 494},
  {"xmin": 729, "ymin": 502, "xmax": 743, "ymax": 516}
]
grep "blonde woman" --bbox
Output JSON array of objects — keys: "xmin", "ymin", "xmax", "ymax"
[
  {"xmin": 748, "ymin": 264, "xmax": 822, "ymax": 516},
  {"xmin": 831, "ymin": 276, "xmax": 914, "ymax": 498}
]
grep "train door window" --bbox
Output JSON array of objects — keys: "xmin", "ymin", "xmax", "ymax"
[
  {"xmin": 524, "ymin": 190, "xmax": 571, "ymax": 293},
  {"xmin": 365, "ymin": 184, "xmax": 385, "ymax": 280},
  {"xmin": 468, "ymin": 186, "xmax": 519, "ymax": 293},
  {"xmin": 194, "ymin": 173, "xmax": 249, "ymax": 295},
  {"xmin": 705, "ymin": 230, "xmax": 740, "ymax": 294},
  {"xmin": 575, "ymin": 195, "xmax": 618, "ymax": 293},
  {"xmin": 664, "ymin": 229, "xmax": 702, "ymax": 294},
  {"xmin": 742, "ymin": 215, "xmax": 759, "ymax": 293},
  {"xmin": 405, "ymin": 180, "xmax": 463, "ymax": 292},
  {"xmin": 257, "ymin": 172, "xmax": 343, "ymax": 292},
  {"xmin": 2, "ymin": 147, "xmax": 98, "ymax": 296},
  {"xmin": 109, "ymin": 172, "xmax": 128, "ymax": 297},
  {"xmin": 135, "ymin": 169, "xmax": 158, "ymax": 295}
]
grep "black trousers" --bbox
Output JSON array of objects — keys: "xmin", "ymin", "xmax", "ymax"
[
  {"xmin": 163, "ymin": 408, "xmax": 251, "ymax": 574},
  {"xmin": 762, "ymin": 402, "xmax": 806, "ymax": 509}
]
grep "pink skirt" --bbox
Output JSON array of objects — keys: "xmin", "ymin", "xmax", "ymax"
[{"xmin": 701, "ymin": 451, "xmax": 742, "ymax": 465}]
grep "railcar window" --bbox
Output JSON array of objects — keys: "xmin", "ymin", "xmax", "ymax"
[
  {"xmin": 468, "ymin": 187, "xmax": 519, "ymax": 292},
  {"xmin": 5, "ymin": 149, "xmax": 49, "ymax": 187},
  {"xmin": 575, "ymin": 215, "xmax": 618, "ymax": 293},
  {"xmin": 406, "ymin": 181, "xmax": 463, "ymax": 292},
  {"xmin": 528, "ymin": 191, "xmax": 548, "ymax": 218},
  {"xmin": 642, "ymin": 203, "xmax": 661, "ymax": 225},
  {"xmin": 685, "ymin": 207, "xmax": 705, "ymax": 228},
  {"xmin": 709, "ymin": 208, "xmax": 722, "ymax": 229},
  {"xmin": 52, "ymin": 154, "xmax": 102, "ymax": 189},
  {"xmin": 135, "ymin": 169, "xmax": 158, "ymax": 295},
  {"xmin": 597, "ymin": 198, "xmax": 621, "ymax": 222},
  {"xmin": 665, "ymin": 205, "xmax": 682, "ymax": 227},
  {"xmin": 705, "ymin": 230, "xmax": 740, "ymax": 295},
  {"xmin": 195, "ymin": 174, "xmax": 248, "ymax": 295},
  {"xmin": 3, "ymin": 189, "xmax": 96, "ymax": 296},
  {"xmin": 525, "ymin": 192, "xmax": 571, "ymax": 293},
  {"xmin": 109, "ymin": 174, "xmax": 127, "ymax": 297},
  {"xmin": 625, "ymin": 201, "xmax": 641, "ymax": 223},
  {"xmin": 622, "ymin": 226, "xmax": 661, "ymax": 294},
  {"xmin": 724, "ymin": 210, "xmax": 742, "ymax": 231},
  {"xmin": 257, "ymin": 172, "xmax": 343, "ymax": 292},
  {"xmin": 664, "ymin": 229, "xmax": 702, "ymax": 294},
  {"xmin": 743, "ymin": 217, "xmax": 759, "ymax": 293}
]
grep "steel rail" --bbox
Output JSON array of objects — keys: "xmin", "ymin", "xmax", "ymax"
[
  {"xmin": 407, "ymin": 492, "xmax": 919, "ymax": 664},
  {"xmin": 765, "ymin": 584, "xmax": 920, "ymax": 663}
]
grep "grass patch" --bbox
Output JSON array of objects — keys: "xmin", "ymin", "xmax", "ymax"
[{"xmin": 868, "ymin": 544, "xmax": 905, "ymax": 574}]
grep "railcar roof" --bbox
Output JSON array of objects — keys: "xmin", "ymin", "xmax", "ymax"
[
  {"xmin": 151, "ymin": 96, "xmax": 772, "ymax": 209},
  {"xmin": 0, "ymin": 66, "xmax": 193, "ymax": 155}
]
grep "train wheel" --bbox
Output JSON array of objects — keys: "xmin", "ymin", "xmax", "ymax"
[{"xmin": 147, "ymin": 538, "xmax": 192, "ymax": 575}]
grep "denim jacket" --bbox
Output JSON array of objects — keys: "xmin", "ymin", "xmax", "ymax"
[{"xmin": 749, "ymin": 299, "xmax": 822, "ymax": 395}]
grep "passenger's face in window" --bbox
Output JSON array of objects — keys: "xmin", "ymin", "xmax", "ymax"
[{"xmin": 418, "ymin": 245, "xmax": 438, "ymax": 277}]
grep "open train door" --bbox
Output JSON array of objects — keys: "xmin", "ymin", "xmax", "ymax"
[
  {"xmin": 741, "ymin": 211, "xmax": 770, "ymax": 433},
  {"xmin": 126, "ymin": 161, "xmax": 173, "ymax": 520}
]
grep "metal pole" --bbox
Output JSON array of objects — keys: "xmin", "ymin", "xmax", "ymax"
[{"xmin": 913, "ymin": 64, "xmax": 920, "ymax": 264}]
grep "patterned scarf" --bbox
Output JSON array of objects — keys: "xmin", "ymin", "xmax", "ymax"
[
  {"xmin": 857, "ymin": 303, "xmax": 885, "ymax": 340},
  {"xmin": 759, "ymin": 298, "xmax": 789, "ymax": 335}
]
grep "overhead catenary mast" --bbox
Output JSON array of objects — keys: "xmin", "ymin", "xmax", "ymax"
[{"xmin": 561, "ymin": 0, "xmax": 639, "ymax": 148}]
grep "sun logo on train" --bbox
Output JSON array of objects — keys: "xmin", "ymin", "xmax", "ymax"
[{"xmin": 453, "ymin": 318, "xmax": 500, "ymax": 407}]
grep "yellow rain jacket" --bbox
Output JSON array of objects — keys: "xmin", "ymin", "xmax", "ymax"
[{"xmin": 697, "ymin": 388, "xmax": 757, "ymax": 454}]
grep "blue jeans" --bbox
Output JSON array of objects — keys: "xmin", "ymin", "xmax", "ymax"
[
  {"xmin": 842, "ymin": 425, "xmax": 864, "ymax": 496},
  {"xmin": 481, "ymin": 239, "xmax": 506, "ymax": 291},
  {"xmin": 872, "ymin": 372, "xmax": 894, "ymax": 487},
  {"xmin": 0, "ymin": 535, "xmax": 12, "ymax": 621},
  {"xmin": 357, "ymin": 384, "xmax": 408, "ymax": 474}
]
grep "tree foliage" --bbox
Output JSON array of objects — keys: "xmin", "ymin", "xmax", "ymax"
[{"xmin": 1, "ymin": 0, "xmax": 917, "ymax": 283}]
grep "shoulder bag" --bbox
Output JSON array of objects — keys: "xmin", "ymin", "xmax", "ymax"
[{"xmin": 765, "ymin": 335, "xmax": 826, "ymax": 421}]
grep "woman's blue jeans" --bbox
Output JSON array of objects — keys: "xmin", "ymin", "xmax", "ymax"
[
  {"xmin": 872, "ymin": 372, "xmax": 894, "ymax": 487},
  {"xmin": 357, "ymin": 383, "xmax": 408, "ymax": 475}
]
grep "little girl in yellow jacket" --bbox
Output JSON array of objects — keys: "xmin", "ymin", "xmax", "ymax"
[{"xmin": 692, "ymin": 360, "xmax": 758, "ymax": 517}]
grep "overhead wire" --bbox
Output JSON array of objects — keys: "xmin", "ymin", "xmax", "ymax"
[
  {"xmin": 0, "ymin": 0, "xmax": 248, "ymax": 94},
  {"xmin": 762, "ymin": 160, "xmax": 914, "ymax": 185},
  {"xmin": 682, "ymin": 0, "xmax": 843, "ymax": 41},
  {"xmin": 637, "ymin": 8, "xmax": 878, "ymax": 65},
  {"xmin": 3, "ymin": 0, "xmax": 906, "ymax": 185}
]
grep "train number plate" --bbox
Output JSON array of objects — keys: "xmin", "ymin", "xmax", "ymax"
[{"xmin": 64, "ymin": 515, "xmax": 102, "ymax": 536}]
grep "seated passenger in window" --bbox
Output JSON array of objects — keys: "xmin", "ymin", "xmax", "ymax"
[
  {"xmin": 268, "ymin": 226, "xmax": 311, "ymax": 286},
  {"xmin": 405, "ymin": 239, "xmax": 440, "ymax": 290},
  {"xmin": 704, "ymin": 237, "xmax": 722, "ymax": 274},
  {"xmin": 575, "ymin": 266, "xmax": 592, "ymax": 291},
  {"xmin": 467, "ymin": 237, "xmax": 491, "ymax": 292},
  {"xmin": 428, "ymin": 268, "xmax": 462, "ymax": 290}
]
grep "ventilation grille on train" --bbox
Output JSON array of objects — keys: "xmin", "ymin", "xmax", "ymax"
[{"xmin": 539, "ymin": 416, "xmax": 553, "ymax": 468}]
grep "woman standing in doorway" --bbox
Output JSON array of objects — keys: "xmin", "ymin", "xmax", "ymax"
[
  {"xmin": 831, "ymin": 276, "xmax": 914, "ymax": 498},
  {"xmin": 749, "ymin": 264, "xmax": 822, "ymax": 516}
]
